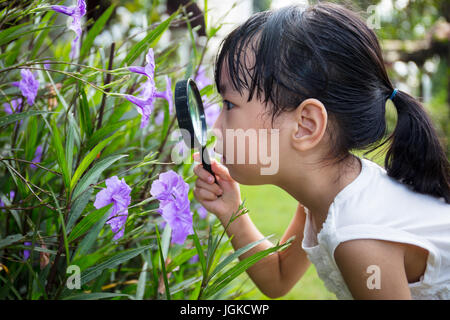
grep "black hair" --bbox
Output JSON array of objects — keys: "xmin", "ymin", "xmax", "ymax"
[{"xmin": 214, "ymin": 2, "xmax": 450, "ymax": 203}]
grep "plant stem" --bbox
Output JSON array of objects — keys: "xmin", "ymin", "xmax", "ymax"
[
  {"xmin": 139, "ymin": 116, "xmax": 177, "ymax": 200},
  {"xmin": 96, "ymin": 42, "xmax": 116, "ymax": 130}
]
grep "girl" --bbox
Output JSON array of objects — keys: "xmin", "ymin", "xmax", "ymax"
[{"xmin": 193, "ymin": 2, "xmax": 450, "ymax": 300}]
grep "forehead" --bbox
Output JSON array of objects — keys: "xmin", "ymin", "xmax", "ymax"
[{"xmin": 217, "ymin": 46, "xmax": 257, "ymax": 98}]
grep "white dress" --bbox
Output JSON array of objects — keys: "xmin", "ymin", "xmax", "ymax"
[{"xmin": 301, "ymin": 156, "xmax": 450, "ymax": 299}]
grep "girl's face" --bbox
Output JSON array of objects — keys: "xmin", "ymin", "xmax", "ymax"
[
  {"xmin": 212, "ymin": 64, "xmax": 294, "ymax": 186},
  {"xmin": 212, "ymin": 56, "xmax": 330, "ymax": 187}
]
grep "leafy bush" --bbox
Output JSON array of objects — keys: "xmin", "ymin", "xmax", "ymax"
[{"xmin": 0, "ymin": 0, "xmax": 292, "ymax": 300}]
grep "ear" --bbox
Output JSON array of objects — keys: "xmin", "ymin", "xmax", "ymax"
[{"xmin": 290, "ymin": 98, "xmax": 328, "ymax": 152}]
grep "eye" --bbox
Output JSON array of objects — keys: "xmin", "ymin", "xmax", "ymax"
[{"xmin": 223, "ymin": 100, "xmax": 235, "ymax": 110}]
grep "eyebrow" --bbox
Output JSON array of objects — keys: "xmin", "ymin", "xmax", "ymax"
[{"xmin": 218, "ymin": 83, "xmax": 228, "ymax": 95}]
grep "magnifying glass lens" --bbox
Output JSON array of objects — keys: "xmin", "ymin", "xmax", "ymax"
[
  {"xmin": 174, "ymin": 78, "xmax": 219, "ymax": 187},
  {"xmin": 187, "ymin": 85, "xmax": 203, "ymax": 145}
]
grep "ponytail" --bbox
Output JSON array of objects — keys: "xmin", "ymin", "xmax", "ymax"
[{"xmin": 385, "ymin": 89, "xmax": 450, "ymax": 204}]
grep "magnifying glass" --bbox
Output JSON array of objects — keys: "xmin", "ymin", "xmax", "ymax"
[{"xmin": 174, "ymin": 78, "xmax": 219, "ymax": 185}]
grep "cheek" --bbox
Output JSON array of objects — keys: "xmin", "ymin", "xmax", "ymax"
[
  {"xmin": 222, "ymin": 129, "xmax": 280, "ymax": 185},
  {"xmin": 224, "ymin": 161, "xmax": 263, "ymax": 185}
]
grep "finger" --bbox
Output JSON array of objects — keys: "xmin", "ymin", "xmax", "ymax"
[
  {"xmin": 211, "ymin": 159, "xmax": 233, "ymax": 181},
  {"xmin": 194, "ymin": 187, "xmax": 219, "ymax": 201},
  {"xmin": 193, "ymin": 163, "xmax": 215, "ymax": 184},
  {"xmin": 196, "ymin": 178, "xmax": 223, "ymax": 196},
  {"xmin": 193, "ymin": 152, "xmax": 200, "ymax": 162}
]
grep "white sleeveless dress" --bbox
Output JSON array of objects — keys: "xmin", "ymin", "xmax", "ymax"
[{"xmin": 301, "ymin": 156, "xmax": 450, "ymax": 299}]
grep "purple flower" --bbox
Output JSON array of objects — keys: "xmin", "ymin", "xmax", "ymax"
[
  {"xmin": 194, "ymin": 66, "xmax": 212, "ymax": 90},
  {"xmin": 175, "ymin": 140, "xmax": 190, "ymax": 157},
  {"xmin": 3, "ymin": 98, "xmax": 22, "ymax": 115},
  {"xmin": 30, "ymin": 145, "xmax": 43, "ymax": 169},
  {"xmin": 126, "ymin": 49, "xmax": 157, "ymax": 128},
  {"xmin": 94, "ymin": 176, "xmax": 132, "ymax": 241},
  {"xmin": 44, "ymin": 60, "xmax": 51, "ymax": 70},
  {"xmin": 126, "ymin": 48, "xmax": 174, "ymax": 128},
  {"xmin": 154, "ymin": 110, "xmax": 165, "ymax": 125},
  {"xmin": 189, "ymin": 254, "xmax": 199, "ymax": 264},
  {"xmin": 150, "ymin": 170, "xmax": 193, "ymax": 245},
  {"xmin": 191, "ymin": 67, "xmax": 219, "ymax": 127},
  {"xmin": 128, "ymin": 48, "xmax": 155, "ymax": 79},
  {"xmin": 128, "ymin": 79, "xmax": 157, "ymax": 129},
  {"xmin": 154, "ymin": 76, "xmax": 174, "ymax": 114},
  {"xmin": 23, "ymin": 241, "xmax": 31, "ymax": 261},
  {"xmin": 51, "ymin": 0, "xmax": 86, "ymax": 59},
  {"xmin": 12, "ymin": 70, "xmax": 39, "ymax": 106},
  {"xmin": 204, "ymin": 101, "xmax": 221, "ymax": 128},
  {"xmin": 196, "ymin": 205, "xmax": 208, "ymax": 219},
  {"xmin": 0, "ymin": 191, "xmax": 15, "ymax": 209}
]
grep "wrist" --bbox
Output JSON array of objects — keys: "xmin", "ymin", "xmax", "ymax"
[{"xmin": 219, "ymin": 203, "xmax": 248, "ymax": 228}]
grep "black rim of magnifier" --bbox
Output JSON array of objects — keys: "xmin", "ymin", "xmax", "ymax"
[
  {"xmin": 174, "ymin": 78, "xmax": 207, "ymax": 148},
  {"xmin": 174, "ymin": 78, "xmax": 218, "ymax": 186}
]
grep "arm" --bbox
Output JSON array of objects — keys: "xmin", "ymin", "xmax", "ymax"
[
  {"xmin": 221, "ymin": 203, "xmax": 311, "ymax": 298},
  {"xmin": 334, "ymin": 239, "xmax": 412, "ymax": 299},
  {"xmin": 193, "ymin": 156, "xmax": 310, "ymax": 298}
]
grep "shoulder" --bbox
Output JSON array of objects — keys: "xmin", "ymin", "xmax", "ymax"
[{"xmin": 334, "ymin": 239, "xmax": 412, "ymax": 299}]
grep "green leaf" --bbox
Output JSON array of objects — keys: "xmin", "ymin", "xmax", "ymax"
[
  {"xmin": 63, "ymin": 292, "xmax": 134, "ymax": 300},
  {"xmin": 51, "ymin": 123, "xmax": 70, "ymax": 190},
  {"xmin": 71, "ymin": 154, "xmax": 128, "ymax": 200},
  {"xmin": 155, "ymin": 225, "xmax": 171, "ymax": 300},
  {"xmin": 80, "ymin": 4, "xmax": 116, "ymax": 59},
  {"xmin": 191, "ymin": 227, "xmax": 207, "ymax": 277},
  {"xmin": 0, "ymin": 22, "xmax": 30, "ymax": 46},
  {"xmin": 66, "ymin": 189, "xmax": 92, "ymax": 232},
  {"xmin": 121, "ymin": 10, "xmax": 178, "ymax": 67},
  {"xmin": 5, "ymin": 37, "xmax": 25, "ymax": 66},
  {"xmin": 0, "ymin": 25, "xmax": 58, "ymax": 46},
  {"xmin": 70, "ymin": 131, "xmax": 123, "ymax": 192},
  {"xmin": 25, "ymin": 115, "xmax": 38, "ymax": 163},
  {"xmin": 159, "ymin": 103, "xmax": 170, "ymax": 144},
  {"xmin": 75, "ymin": 209, "xmax": 110, "ymax": 257},
  {"xmin": 136, "ymin": 260, "xmax": 148, "ymax": 300},
  {"xmin": 30, "ymin": 11, "xmax": 56, "ymax": 59},
  {"xmin": 202, "ymin": 239, "xmax": 293, "ymax": 299},
  {"xmin": 161, "ymin": 223, "xmax": 171, "ymax": 259},
  {"xmin": 0, "ymin": 111, "xmax": 51, "ymax": 128},
  {"xmin": 166, "ymin": 248, "xmax": 197, "ymax": 273},
  {"xmin": 170, "ymin": 276, "xmax": 202, "ymax": 295},
  {"xmin": 208, "ymin": 235, "xmax": 274, "ymax": 281},
  {"xmin": 0, "ymin": 234, "xmax": 24, "ymax": 249},
  {"xmin": 85, "ymin": 120, "xmax": 127, "ymax": 151},
  {"xmin": 78, "ymin": 89, "xmax": 93, "ymax": 138},
  {"xmin": 105, "ymin": 102, "xmax": 128, "ymax": 125},
  {"xmin": 68, "ymin": 205, "xmax": 112, "ymax": 243},
  {"xmin": 81, "ymin": 245, "xmax": 154, "ymax": 285},
  {"xmin": 65, "ymin": 122, "xmax": 75, "ymax": 180}
]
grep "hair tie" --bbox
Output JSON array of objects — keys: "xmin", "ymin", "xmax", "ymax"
[{"xmin": 389, "ymin": 88, "xmax": 398, "ymax": 100}]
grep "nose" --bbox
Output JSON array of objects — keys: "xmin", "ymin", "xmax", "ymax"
[
  {"xmin": 211, "ymin": 112, "xmax": 224, "ymax": 155},
  {"xmin": 212, "ymin": 109, "xmax": 222, "ymax": 131}
]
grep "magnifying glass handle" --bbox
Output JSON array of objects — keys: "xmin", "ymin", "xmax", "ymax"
[{"xmin": 201, "ymin": 146, "xmax": 219, "ymax": 185}]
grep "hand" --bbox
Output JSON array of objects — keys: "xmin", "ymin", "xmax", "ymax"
[{"xmin": 193, "ymin": 152, "xmax": 242, "ymax": 221}]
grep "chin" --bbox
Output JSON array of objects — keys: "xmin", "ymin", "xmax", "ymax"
[{"xmin": 226, "ymin": 164, "xmax": 265, "ymax": 185}]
